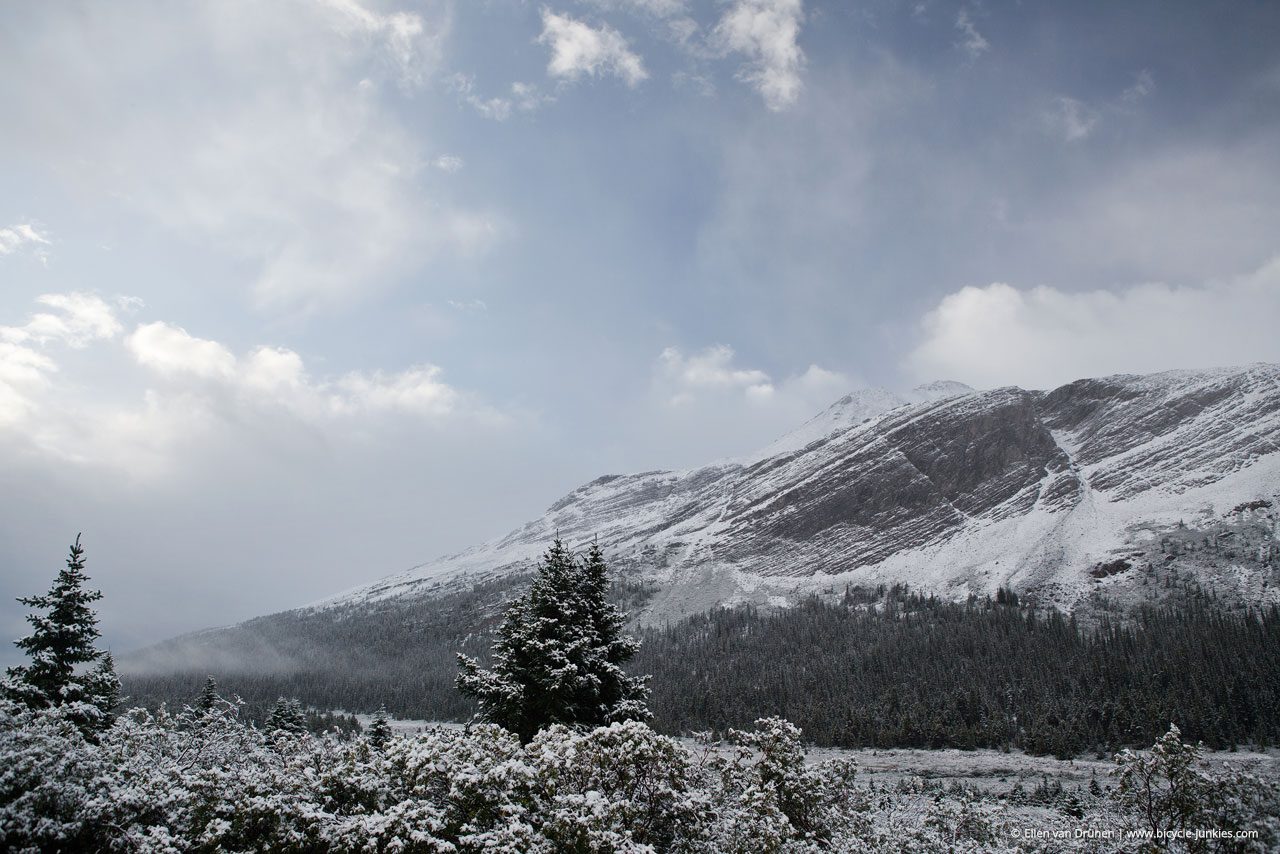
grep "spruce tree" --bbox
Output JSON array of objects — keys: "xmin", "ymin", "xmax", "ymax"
[
  {"xmin": 196, "ymin": 675, "xmax": 221, "ymax": 715},
  {"xmin": 577, "ymin": 541, "xmax": 650, "ymax": 724},
  {"xmin": 4, "ymin": 534, "xmax": 120, "ymax": 734},
  {"xmin": 265, "ymin": 696, "xmax": 307, "ymax": 735},
  {"xmin": 367, "ymin": 704, "xmax": 392, "ymax": 748},
  {"xmin": 456, "ymin": 538, "xmax": 649, "ymax": 742}
]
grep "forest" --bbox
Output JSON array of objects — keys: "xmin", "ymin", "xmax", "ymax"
[
  {"xmin": 635, "ymin": 587, "xmax": 1280, "ymax": 757},
  {"xmin": 127, "ymin": 583, "xmax": 1280, "ymax": 758}
]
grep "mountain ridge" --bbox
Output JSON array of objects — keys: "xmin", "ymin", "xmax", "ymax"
[{"xmin": 304, "ymin": 364, "xmax": 1280, "ymax": 624}]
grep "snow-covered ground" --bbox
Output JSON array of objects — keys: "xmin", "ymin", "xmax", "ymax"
[
  {"xmin": 359, "ymin": 714, "xmax": 1280, "ymax": 791},
  {"xmin": 808, "ymin": 745, "xmax": 1280, "ymax": 793}
]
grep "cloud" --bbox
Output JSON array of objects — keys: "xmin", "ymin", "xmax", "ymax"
[
  {"xmin": 433, "ymin": 154, "xmax": 465, "ymax": 172},
  {"xmin": 1123, "ymin": 69, "xmax": 1155, "ymax": 103},
  {"xmin": 905, "ymin": 258, "xmax": 1280, "ymax": 390},
  {"xmin": 954, "ymin": 8, "xmax": 989, "ymax": 60},
  {"xmin": 657, "ymin": 345, "xmax": 772, "ymax": 405},
  {"xmin": 0, "ymin": 293, "xmax": 124, "ymax": 428},
  {"xmin": 1044, "ymin": 96, "xmax": 1100, "ymax": 141},
  {"xmin": 642, "ymin": 345, "xmax": 851, "ymax": 466},
  {"xmin": 711, "ymin": 0, "xmax": 805, "ymax": 111},
  {"xmin": 538, "ymin": 10, "xmax": 649, "ymax": 88},
  {"xmin": 313, "ymin": 0, "xmax": 447, "ymax": 89},
  {"xmin": 450, "ymin": 74, "xmax": 553, "ymax": 120},
  {"xmin": 1, "ymin": 293, "xmax": 123, "ymax": 349},
  {"xmin": 0, "ymin": 294, "xmax": 513, "ymax": 475},
  {"xmin": 126, "ymin": 322, "xmax": 238, "ymax": 381},
  {"xmin": 122, "ymin": 322, "xmax": 500, "ymax": 427},
  {"xmin": 4, "ymin": 1, "xmax": 487, "ymax": 311},
  {"xmin": 655, "ymin": 345, "xmax": 849, "ymax": 411},
  {"xmin": 0, "ymin": 342, "xmax": 56, "ymax": 428},
  {"xmin": 0, "ymin": 223, "xmax": 51, "ymax": 262}
]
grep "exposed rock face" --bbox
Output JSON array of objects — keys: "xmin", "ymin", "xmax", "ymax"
[{"xmin": 315, "ymin": 365, "xmax": 1280, "ymax": 619}]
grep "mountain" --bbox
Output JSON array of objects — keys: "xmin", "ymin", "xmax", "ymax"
[{"xmin": 309, "ymin": 365, "xmax": 1280, "ymax": 625}]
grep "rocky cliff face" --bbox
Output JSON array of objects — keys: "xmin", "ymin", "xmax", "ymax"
[{"xmin": 314, "ymin": 365, "xmax": 1280, "ymax": 622}]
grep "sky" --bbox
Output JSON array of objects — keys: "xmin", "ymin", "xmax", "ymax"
[{"xmin": 2, "ymin": 0, "xmax": 1280, "ymax": 659}]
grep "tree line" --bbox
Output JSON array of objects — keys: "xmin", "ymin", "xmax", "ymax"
[
  {"xmin": 634, "ymin": 586, "xmax": 1280, "ymax": 757},
  {"xmin": 32, "ymin": 533, "xmax": 1280, "ymax": 758}
]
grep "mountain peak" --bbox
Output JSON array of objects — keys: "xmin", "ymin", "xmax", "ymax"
[{"xmin": 909, "ymin": 380, "xmax": 975, "ymax": 401}]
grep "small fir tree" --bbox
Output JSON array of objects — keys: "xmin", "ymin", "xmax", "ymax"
[
  {"xmin": 3, "ymin": 534, "xmax": 120, "ymax": 734},
  {"xmin": 265, "ymin": 696, "xmax": 307, "ymax": 735},
  {"xmin": 196, "ymin": 675, "xmax": 221, "ymax": 715},
  {"xmin": 457, "ymin": 538, "xmax": 649, "ymax": 742},
  {"xmin": 367, "ymin": 705, "xmax": 392, "ymax": 748}
]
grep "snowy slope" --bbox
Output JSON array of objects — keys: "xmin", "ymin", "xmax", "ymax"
[
  {"xmin": 313, "ymin": 366, "xmax": 1280, "ymax": 621},
  {"xmin": 747, "ymin": 382, "xmax": 972, "ymax": 462}
]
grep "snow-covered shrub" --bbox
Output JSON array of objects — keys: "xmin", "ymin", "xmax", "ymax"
[
  {"xmin": 1113, "ymin": 724, "xmax": 1211, "ymax": 837},
  {"xmin": 4, "ymin": 702, "xmax": 1277, "ymax": 853},
  {"xmin": 0, "ymin": 700, "xmax": 111, "ymax": 852},
  {"xmin": 525, "ymin": 721, "xmax": 711, "ymax": 852},
  {"xmin": 386, "ymin": 723, "xmax": 535, "ymax": 850},
  {"xmin": 706, "ymin": 717, "xmax": 866, "ymax": 852},
  {"xmin": 1114, "ymin": 724, "xmax": 1280, "ymax": 851}
]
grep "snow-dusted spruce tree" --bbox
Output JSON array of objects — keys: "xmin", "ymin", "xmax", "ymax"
[
  {"xmin": 265, "ymin": 696, "xmax": 307, "ymax": 736},
  {"xmin": 2, "ymin": 534, "xmax": 120, "ymax": 736},
  {"xmin": 367, "ymin": 704, "xmax": 391, "ymax": 749},
  {"xmin": 457, "ymin": 538, "xmax": 650, "ymax": 742},
  {"xmin": 195, "ymin": 674, "xmax": 220, "ymax": 715}
]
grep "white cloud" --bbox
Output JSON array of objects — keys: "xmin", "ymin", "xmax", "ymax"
[
  {"xmin": 333, "ymin": 366, "xmax": 459, "ymax": 417},
  {"xmin": 4, "ymin": 1, "xmax": 487, "ymax": 311},
  {"xmin": 0, "ymin": 223, "xmax": 51, "ymax": 258},
  {"xmin": 0, "ymin": 293, "xmax": 124, "ymax": 429},
  {"xmin": 1, "ymin": 293, "xmax": 123, "ymax": 349},
  {"xmin": 643, "ymin": 345, "xmax": 851, "ymax": 466},
  {"xmin": 906, "ymin": 257, "xmax": 1280, "ymax": 390},
  {"xmin": 450, "ymin": 75, "xmax": 552, "ymax": 120},
  {"xmin": 711, "ymin": 0, "xmax": 805, "ymax": 111},
  {"xmin": 126, "ymin": 322, "xmax": 238, "ymax": 381},
  {"xmin": 657, "ymin": 345, "xmax": 772, "ymax": 405},
  {"xmin": 0, "ymin": 294, "xmax": 514, "ymax": 475},
  {"xmin": 313, "ymin": 0, "xmax": 446, "ymax": 89},
  {"xmin": 538, "ymin": 10, "xmax": 649, "ymax": 88},
  {"xmin": 433, "ymin": 154, "xmax": 465, "ymax": 172},
  {"xmin": 655, "ymin": 345, "xmax": 848, "ymax": 410},
  {"xmin": 1044, "ymin": 96, "xmax": 1100, "ymax": 141},
  {"xmin": 0, "ymin": 342, "xmax": 56, "ymax": 427},
  {"xmin": 123, "ymin": 321, "xmax": 498, "ymax": 426},
  {"xmin": 954, "ymin": 8, "xmax": 989, "ymax": 60}
]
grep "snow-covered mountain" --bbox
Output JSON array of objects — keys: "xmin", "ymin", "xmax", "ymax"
[{"xmin": 314, "ymin": 365, "xmax": 1280, "ymax": 624}]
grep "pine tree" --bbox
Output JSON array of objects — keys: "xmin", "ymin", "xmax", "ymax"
[
  {"xmin": 3, "ymin": 534, "xmax": 120, "ymax": 734},
  {"xmin": 265, "ymin": 696, "xmax": 307, "ymax": 736},
  {"xmin": 196, "ymin": 675, "xmax": 221, "ymax": 715},
  {"xmin": 577, "ymin": 541, "xmax": 650, "ymax": 724},
  {"xmin": 457, "ymin": 538, "xmax": 649, "ymax": 742},
  {"xmin": 367, "ymin": 704, "xmax": 392, "ymax": 748}
]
